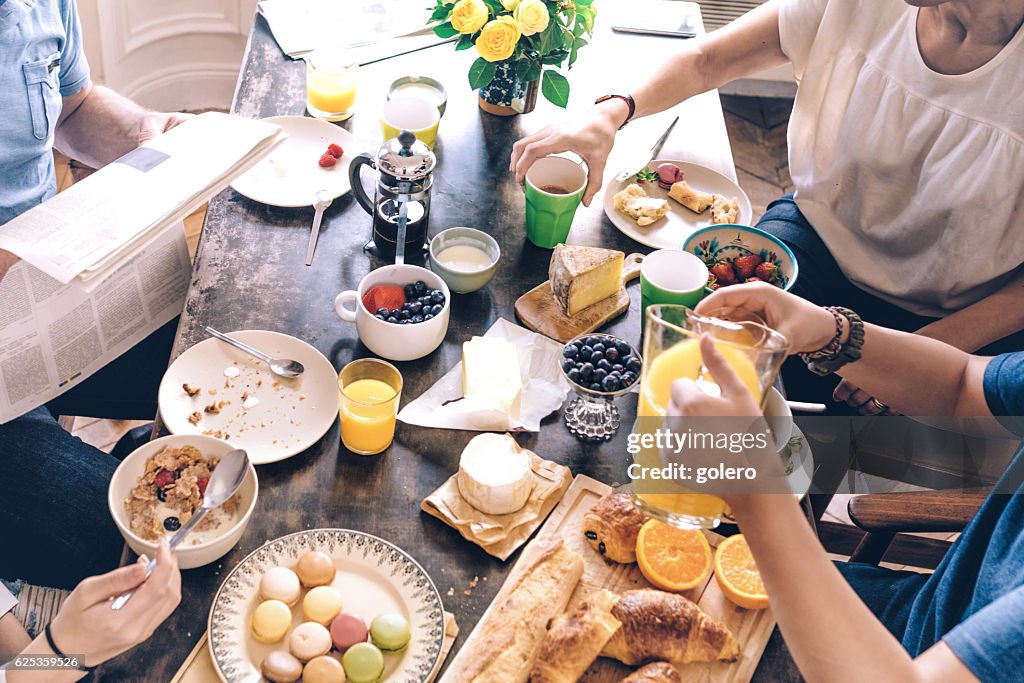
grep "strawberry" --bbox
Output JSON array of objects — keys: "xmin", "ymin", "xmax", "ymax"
[
  {"xmin": 709, "ymin": 262, "xmax": 737, "ymax": 285},
  {"xmin": 318, "ymin": 153, "xmax": 337, "ymax": 168},
  {"xmin": 326, "ymin": 143, "xmax": 344, "ymax": 159},
  {"xmin": 361, "ymin": 285, "xmax": 405, "ymax": 313},
  {"xmin": 153, "ymin": 469, "xmax": 176, "ymax": 489},
  {"xmin": 732, "ymin": 254, "xmax": 763, "ymax": 279},
  {"xmin": 754, "ymin": 262, "xmax": 779, "ymax": 282}
]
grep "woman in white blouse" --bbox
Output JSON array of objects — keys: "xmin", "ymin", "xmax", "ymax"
[{"xmin": 511, "ymin": 0, "xmax": 1024, "ymax": 412}]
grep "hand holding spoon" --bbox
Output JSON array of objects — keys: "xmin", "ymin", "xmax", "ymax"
[
  {"xmin": 111, "ymin": 449, "xmax": 250, "ymax": 610},
  {"xmin": 205, "ymin": 326, "xmax": 304, "ymax": 378}
]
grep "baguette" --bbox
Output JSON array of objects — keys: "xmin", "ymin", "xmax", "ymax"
[{"xmin": 530, "ymin": 589, "xmax": 621, "ymax": 683}]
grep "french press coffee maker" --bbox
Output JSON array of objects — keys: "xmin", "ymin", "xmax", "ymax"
[{"xmin": 348, "ymin": 130, "xmax": 436, "ymax": 263}]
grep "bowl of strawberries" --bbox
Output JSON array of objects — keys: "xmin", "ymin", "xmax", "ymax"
[{"xmin": 683, "ymin": 224, "xmax": 798, "ymax": 294}]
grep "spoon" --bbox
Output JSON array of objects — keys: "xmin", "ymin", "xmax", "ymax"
[
  {"xmin": 205, "ymin": 326, "xmax": 304, "ymax": 378},
  {"xmin": 111, "ymin": 449, "xmax": 250, "ymax": 610},
  {"xmin": 305, "ymin": 190, "xmax": 333, "ymax": 266}
]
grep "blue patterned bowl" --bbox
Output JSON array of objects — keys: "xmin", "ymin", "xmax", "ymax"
[{"xmin": 683, "ymin": 224, "xmax": 798, "ymax": 293}]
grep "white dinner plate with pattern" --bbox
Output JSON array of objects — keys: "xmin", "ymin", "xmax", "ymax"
[
  {"xmin": 158, "ymin": 330, "xmax": 339, "ymax": 465},
  {"xmin": 602, "ymin": 159, "xmax": 752, "ymax": 250},
  {"xmin": 208, "ymin": 529, "xmax": 446, "ymax": 683}
]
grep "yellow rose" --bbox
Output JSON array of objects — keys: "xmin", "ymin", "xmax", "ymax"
[
  {"xmin": 501, "ymin": 0, "xmax": 520, "ymax": 9},
  {"xmin": 476, "ymin": 15, "xmax": 521, "ymax": 62},
  {"xmin": 514, "ymin": 0, "xmax": 549, "ymax": 36},
  {"xmin": 450, "ymin": 0, "xmax": 488, "ymax": 34}
]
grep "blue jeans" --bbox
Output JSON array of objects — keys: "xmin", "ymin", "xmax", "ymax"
[
  {"xmin": 756, "ymin": 196, "xmax": 1024, "ymax": 409},
  {"xmin": 0, "ymin": 319, "xmax": 177, "ymax": 589}
]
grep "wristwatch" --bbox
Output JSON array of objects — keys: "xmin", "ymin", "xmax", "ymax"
[{"xmin": 594, "ymin": 93, "xmax": 635, "ymax": 129}]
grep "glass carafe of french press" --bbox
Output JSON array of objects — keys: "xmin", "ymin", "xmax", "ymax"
[{"xmin": 348, "ymin": 130, "xmax": 435, "ymax": 263}]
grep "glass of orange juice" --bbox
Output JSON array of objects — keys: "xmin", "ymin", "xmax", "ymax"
[
  {"xmin": 338, "ymin": 359, "xmax": 402, "ymax": 455},
  {"xmin": 633, "ymin": 304, "xmax": 788, "ymax": 528},
  {"xmin": 306, "ymin": 47, "xmax": 358, "ymax": 121}
]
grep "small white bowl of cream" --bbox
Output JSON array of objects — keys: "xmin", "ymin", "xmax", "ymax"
[{"xmin": 428, "ymin": 227, "xmax": 500, "ymax": 294}]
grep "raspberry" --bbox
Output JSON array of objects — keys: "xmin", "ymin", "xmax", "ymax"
[
  {"xmin": 326, "ymin": 143, "xmax": 344, "ymax": 158},
  {"xmin": 318, "ymin": 153, "xmax": 337, "ymax": 168},
  {"xmin": 198, "ymin": 477, "xmax": 209, "ymax": 497},
  {"xmin": 153, "ymin": 469, "xmax": 175, "ymax": 489}
]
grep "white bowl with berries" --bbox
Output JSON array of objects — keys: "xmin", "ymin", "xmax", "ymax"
[
  {"xmin": 108, "ymin": 434, "xmax": 259, "ymax": 569},
  {"xmin": 683, "ymin": 224, "xmax": 798, "ymax": 294}
]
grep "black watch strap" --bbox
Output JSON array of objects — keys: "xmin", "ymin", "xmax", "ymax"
[{"xmin": 595, "ymin": 93, "xmax": 635, "ymax": 129}]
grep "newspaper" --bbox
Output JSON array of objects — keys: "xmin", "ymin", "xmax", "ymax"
[
  {"xmin": 0, "ymin": 223, "xmax": 189, "ymax": 424},
  {"xmin": 0, "ymin": 112, "xmax": 283, "ymax": 291}
]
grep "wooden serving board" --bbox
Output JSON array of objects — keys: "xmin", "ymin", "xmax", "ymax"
[
  {"xmin": 444, "ymin": 475, "xmax": 777, "ymax": 683},
  {"xmin": 515, "ymin": 253, "xmax": 644, "ymax": 343}
]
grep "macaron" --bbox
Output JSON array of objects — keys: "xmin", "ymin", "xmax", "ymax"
[
  {"xmin": 260, "ymin": 566, "xmax": 302, "ymax": 606},
  {"xmin": 296, "ymin": 551, "xmax": 337, "ymax": 587},
  {"xmin": 330, "ymin": 613, "xmax": 368, "ymax": 652},
  {"xmin": 302, "ymin": 654, "xmax": 347, "ymax": 683},
  {"xmin": 303, "ymin": 585, "xmax": 344, "ymax": 626},
  {"xmin": 289, "ymin": 621, "xmax": 333, "ymax": 662},
  {"xmin": 251, "ymin": 600, "xmax": 293, "ymax": 644},
  {"xmin": 342, "ymin": 642, "xmax": 384, "ymax": 683},
  {"xmin": 260, "ymin": 650, "xmax": 303, "ymax": 683},
  {"xmin": 369, "ymin": 612, "xmax": 411, "ymax": 652}
]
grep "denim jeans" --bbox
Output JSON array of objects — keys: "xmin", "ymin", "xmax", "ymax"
[
  {"xmin": 756, "ymin": 195, "xmax": 1024, "ymax": 410},
  {"xmin": 0, "ymin": 318, "xmax": 177, "ymax": 589}
]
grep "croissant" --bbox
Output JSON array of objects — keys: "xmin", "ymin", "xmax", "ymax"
[
  {"xmin": 620, "ymin": 662, "xmax": 681, "ymax": 683},
  {"xmin": 581, "ymin": 493, "xmax": 646, "ymax": 563},
  {"xmin": 668, "ymin": 181, "xmax": 714, "ymax": 214},
  {"xmin": 602, "ymin": 589, "xmax": 740, "ymax": 666},
  {"xmin": 530, "ymin": 589, "xmax": 621, "ymax": 683}
]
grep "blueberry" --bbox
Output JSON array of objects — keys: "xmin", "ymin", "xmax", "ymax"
[
  {"xmin": 420, "ymin": 296, "xmax": 433, "ymax": 307},
  {"xmin": 409, "ymin": 301, "xmax": 423, "ymax": 314},
  {"xmin": 579, "ymin": 346, "xmax": 593, "ymax": 361},
  {"xmin": 399, "ymin": 309, "xmax": 412, "ymax": 319},
  {"xmin": 163, "ymin": 516, "xmax": 181, "ymax": 532},
  {"xmin": 431, "ymin": 304, "xmax": 444, "ymax": 315},
  {"xmin": 591, "ymin": 350, "xmax": 604, "ymax": 364},
  {"xmin": 390, "ymin": 308, "xmax": 402, "ymax": 318},
  {"xmin": 400, "ymin": 319, "xmax": 411, "ymax": 324},
  {"xmin": 612, "ymin": 363, "xmax": 625, "ymax": 374},
  {"xmin": 605, "ymin": 347, "xmax": 620, "ymax": 362},
  {"xmin": 616, "ymin": 341, "xmax": 632, "ymax": 357},
  {"xmin": 386, "ymin": 316, "xmax": 399, "ymax": 324},
  {"xmin": 594, "ymin": 368, "xmax": 608, "ymax": 382},
  {"xmin": 597, "ymin": 359, "xmax": 612, "ymax": 372},
  {"xmin": 423, "ymin": 313, "xmax": 434, "ymax": 321},
  {"xmin": 589, "ymin": 382, "xmax": 603, "ymax": 391},
  {"xmin": 567, "ymin": 368, "xmax": 580, "ymax": 383},
  {"xmin": 608, "ymin": 370, "xmax": 621, "ymax": 380},
  {"xmin": 563, "ymin": 344, "xmax": 579, "ymax": 359},
  {"xmin": 621, "ymin": 371, "xmax": 636, "ymax": 384},
  {"xmin": 156, "ymin": 488, "xmax": 166, "ymax": 503},
  {"xmin": 579, "ymin": 362, "xmax": 594, "ymax": 379},
  {"xmin": 626, "ymin": 357, "xmax": 642, "ymax": 373},
  {"xmin": 602, "ymin": 375, "xmax": 621, "ymax": 392},
  {"xmin": 376, "ymin": 307, "xmax": 389, "ymax": 317},
  {"xmin": 404, "ymin": 284, "xmax": 417, "ymax": 299},
  {"xmin": 562, "ymin": 358, "xmax": 575, "ymax": 373},
  {"xmin": 414, "ymin": 281, "xmax": 427, "ymax": 295},
  {"xmin": 401, "ymin": 302, "xmax": 412, "ymax": 312},
  {"xmin": 430, "ymin": 291, "xmax": 445, "ymax": 305},
  {"xmin": 412, "ymin": 314, "xmax": 424, "ymax": 323},
  {"xmin": 375, "ymin": 314, "xmax": 386, "ymax": 321},
  {"xmin": 592, "ymin": 342, "xmax": 606, "ymax": 354}
]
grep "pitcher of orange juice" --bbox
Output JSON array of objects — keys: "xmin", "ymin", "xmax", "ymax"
[{"xmin": 633, "ymin": 304, "xmax": 788, "ymax": 528}]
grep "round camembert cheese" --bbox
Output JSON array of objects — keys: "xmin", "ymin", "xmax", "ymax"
[{"xmin": 456, "ymin": 433, "xmax": 534, "ymax": 515}]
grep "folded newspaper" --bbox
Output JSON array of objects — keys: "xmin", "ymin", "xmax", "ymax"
[{"xmin": 0, "ymin": 112, "xmax": 284, "ymax": 292}]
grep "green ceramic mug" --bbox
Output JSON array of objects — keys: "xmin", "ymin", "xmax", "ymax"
[
  {"xmin": 640, "ymin": 249, "xmax": 710, "ymax": 333},
  {"xmin": 524, "ymin": 156, "xmax": 587, "ymax": 248}
]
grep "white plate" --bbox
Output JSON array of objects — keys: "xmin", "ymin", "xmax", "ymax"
[
  {"xmin": 208, "ymin": 529, "xmax": 446, "ymax": 683},
  {"xmin": 158, "ymin": 330, "xmax": 338, "ymax": 465},
  {"xmin": 602, "ymin": 159, "xmax": 752, "ymax": 249},
  {"xmin": 230, "ymin": 116, "xmax": 359, "ymax": 207}
]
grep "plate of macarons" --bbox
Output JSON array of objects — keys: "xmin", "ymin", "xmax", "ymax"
[{"xmin": 208, "ymin": 529, "xmax": 445, "ymax": 683}]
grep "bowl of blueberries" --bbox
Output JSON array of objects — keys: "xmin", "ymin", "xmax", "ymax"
[{"xmin": 560, "ymin": 333, "xmax": 642, "ymax": 443}]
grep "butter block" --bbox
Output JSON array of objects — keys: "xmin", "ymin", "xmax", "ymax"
[
  {"xmin": 461, "ymin": 336, "xmax": 522, "ymax": 417},
  {"xmin": 549, "ymin": 244, "xmax": 624, "ymax": 316}
]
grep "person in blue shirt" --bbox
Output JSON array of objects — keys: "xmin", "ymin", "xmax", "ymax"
[
  {"xmin": 0, "ymin": 0, "xmax": 188, "ymax": 588},
  {"xmin": 671, "ymin": 281, "xmax": 1024, "ymax": 682}
]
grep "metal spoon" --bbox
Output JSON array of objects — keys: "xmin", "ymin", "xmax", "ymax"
[
  {"xmin": 111, "ymin": 449, "xmax": 250, "ymax": 610},
  {"xmin": 305, "ymin": 190, "xmax": 333, "ymax": 266},
  {"xmin": 205, "ymin": 326, "xmax": 304, "ymax": 378}
]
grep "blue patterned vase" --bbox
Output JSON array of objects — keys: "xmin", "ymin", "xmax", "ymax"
[{"xmin": 478, "ymin": 59, "xmax": 538, "ymax": 116}]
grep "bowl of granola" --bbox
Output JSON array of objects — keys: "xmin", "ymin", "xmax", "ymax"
[{"xmin": 108, "ymin": 434, "xmax": 258, "ymax": 569}]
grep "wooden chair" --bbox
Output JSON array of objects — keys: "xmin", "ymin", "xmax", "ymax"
[{"xmin": 846, "ymin": 487, "xmax": 990, "ymax": 566}]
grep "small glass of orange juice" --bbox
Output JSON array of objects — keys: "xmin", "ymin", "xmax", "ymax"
[
  {"xmin": 633, "ymin": 304, "xmax": 788, "ymax": 528},
  {"xmin": 306, "ymin": 47, "xmax": 358, "ymax": 122},
  {"xmin": 338, "ymin": 359, "xmax": 402, "ymax": 455}
]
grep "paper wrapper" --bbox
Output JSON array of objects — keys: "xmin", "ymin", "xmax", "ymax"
[
  {"xmin": 397, "ymin": 318, "xmax": 571, "ymax": 432},
  {"xmin": 421, "ymin": 449, "xmax": 572, "ymax": 561}
]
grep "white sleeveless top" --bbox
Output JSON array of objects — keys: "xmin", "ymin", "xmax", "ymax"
[{"xmin": 780, "ymin": 0, "xmax": 1024, "ymax": 316}]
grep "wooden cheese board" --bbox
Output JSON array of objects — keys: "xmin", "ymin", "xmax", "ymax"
[
  {"xmin": 442, "ymin": 474, "xmax": 777, "ymax": 683},
  {"xmin": 515, "ymin": 253, "xmax": 644, "ymax": 344}
]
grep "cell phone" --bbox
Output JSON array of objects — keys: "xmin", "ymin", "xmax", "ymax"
[{"xmin": 611, "ymin": 25, "xmax": 697, "ymax": 39}]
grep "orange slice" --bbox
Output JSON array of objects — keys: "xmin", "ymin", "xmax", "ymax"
[
  {"xmin": 636, "ymin": 519, "xmax": 712, "ymax": 592},
  {"xmin": 714, "ymin": 534, "xmax": 769, "ymax": 610}
]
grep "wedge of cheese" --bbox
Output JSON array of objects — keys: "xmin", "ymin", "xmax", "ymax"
[
  {"xmin": 549, "ymin": 244, "xmax": 624, "ymax": 317},
  {"xmin": 668, "ymin": 180, "xmax": 715, "ymax": 214},
  {"xmin": 462, "ymin": 336, "xmax": 523, "ymax": 418},
  {"xmin": 613, "ymin": 183, "xmax": 670, "ymax": 227},
  {"xmin": 456, "ymin": 433, "xmax": 535, "ymax": 515}
]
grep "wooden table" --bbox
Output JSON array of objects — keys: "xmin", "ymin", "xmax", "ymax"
[{"xmin": 97, "ymin": 5, "xmax": 808, "ymax": 681}]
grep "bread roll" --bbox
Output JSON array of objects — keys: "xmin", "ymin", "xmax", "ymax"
[
  {"xmin": 619, "ymin": 661, "xmax": 681, "ymax": 683},
  {"xmin": 581, "ymin": 493, "xmax": 646, "ymax": 563},
  {"xmin": 668, "ymin": 181, "xmax": 714, "ymax": 213}
]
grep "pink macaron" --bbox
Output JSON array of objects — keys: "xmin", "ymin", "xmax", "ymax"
[{"xmin": 330, "ymin": 613, "xmax": 369, "ymax": 653}]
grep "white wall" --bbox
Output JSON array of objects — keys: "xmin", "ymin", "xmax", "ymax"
[{"xmin": 78, "ymin": 0, "xmax": 259, "ymax": 112}]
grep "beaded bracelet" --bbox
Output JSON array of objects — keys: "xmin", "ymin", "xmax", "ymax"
[
  {"xmin": 801, "ymin": 306, "xmax": 865, "ymax": 377},
  {"xmin": 799, "ymin": 307, "xmax": 845, "ymax": 362},
  {"xmin": 45, "ymin": 622, "xmax": 95, "ymax": 672}
]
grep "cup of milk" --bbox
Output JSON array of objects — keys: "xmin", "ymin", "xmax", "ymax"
[{"xmin": 428, "ymin": 227, "xmax": 500, "ymax": 294}]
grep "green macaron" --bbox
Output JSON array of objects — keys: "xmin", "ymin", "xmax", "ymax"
[
  {"xmin": 369, "ymin": 612, "xmax": 411, "ymax": 652},
  {"xmin": 342, "ymin": 642, "xmax": 385, "ymax": 683}
]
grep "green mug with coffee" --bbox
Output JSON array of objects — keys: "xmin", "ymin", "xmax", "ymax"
[
  {"xmin": 524, "ymin": 156, "xmax": 587, "ymax": 248},
  {"xmin": 640, "ymin": 249, "xmax": 709, "ymax": 332}
]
